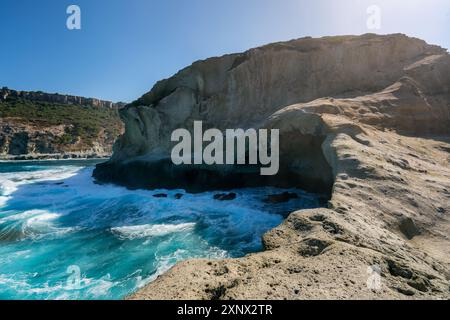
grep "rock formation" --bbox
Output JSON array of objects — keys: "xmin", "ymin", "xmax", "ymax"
[
  {"xmin": 94, "ymin": 34, "xmax": 450, "ymax": 299},
  {"xmin": 0, "ymin": 87, "xmax": 125, "ymax": 109},
  {"xmin": 0, "ymin": 88, "xmax": 124, "ymax": 159},
  {"xmin": 0, "ymin": 119, "xmax": 114, "ymax": 159}
]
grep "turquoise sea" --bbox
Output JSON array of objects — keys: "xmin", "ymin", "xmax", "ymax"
[{"xmin": 0, "ymin": 160, "xmax": 322, "ymax": 299}]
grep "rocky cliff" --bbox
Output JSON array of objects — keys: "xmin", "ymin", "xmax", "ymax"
[
  {"xmin": 0, "ymin": 88, "xmax": 124, "ymax": 159},
  {"xmin": 95, "ymin": 34, "xmax": 450, "ymax": 299},
  {"xmin": 0, "ymin": 87, "xmax": 126, "ymax": 109}
]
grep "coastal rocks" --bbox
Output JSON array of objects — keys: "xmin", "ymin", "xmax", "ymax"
[
  {"xmin": 213, "ymin": 193, "xmax": 237, "ymax": 201},
  {"xmin": 0, "ymin": 88, "xmax": 124, "ymax": 160},
  {"xmin": 94, "ymin": 33, "xmax": 449, "ymax": 194},
  {"xmin": 108, "ymin": 34, "xmax": 450, "ymax": 299},
  {"xmin": 1, "ymin": 152, "xmax": 110, "ymax": 161},
  {"xmin": 298, "ymin": 238, "xmax": 332, "ymax": 257},
  {"xmin": 8, "ymin": 132, "xmax": 29, "ymax": 155},
  {"xmin": 0, "ymin": 115, "xmax": 120, "ymax": 160},
  {"xmin": 95, "ymin": 158, "xmax": 325, "ymax": 193},
  {"xmin": 0, "ymin": 120, "xmax": 65, "ymax": 157},
  {"xmin": 0, "ymin": 87, "xmax": 125, "ymax": 109},
  {"xmin": 263, "ymin": 192, "xmax": 298, "ymax": 203}
]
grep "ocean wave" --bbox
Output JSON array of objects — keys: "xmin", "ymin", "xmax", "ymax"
[
  {"xmin": 0, "ymin": 209, "xmax": 75, "ymax": 241},
  {"xmin": 111, "ymin": 223, "xmax": 195, "ymax": 240},
  {"xmin": 111, "ymin": 223, "xmax": 196, "ymax": 240},
  {"xmin": 0, "ymin": 166, "xmax": 81, "ymax": 195},
  {"xmin": 0, "ymin": 166, "xmax": 82, "ymax": 211},
  {"xmin": 0, "ymin": 160, "xmax": 323, "ymax": 299},
  {"xmin": 0, "ymin": 273, "xmax": 117, "ymax": 300}
]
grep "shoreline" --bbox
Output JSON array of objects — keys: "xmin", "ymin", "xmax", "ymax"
[
  {"xmin": 128, "ymin": 131, "xmax": 450, "ymax": 300},
  {"xmin": 0, "ymin": 161, "xmax": 315, "ymax": 299},
  {"xmin": 122, "ymin": 35, "xmax": 450, "ymax": 299},
  {"xmin": 0, "ymin": 153, "xmax": 111, "ymax": 162}
]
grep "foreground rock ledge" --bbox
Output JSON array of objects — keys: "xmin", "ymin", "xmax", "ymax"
[{"xmin": 95, "ymin": 34, "xmax": 450, "ymax": 299}]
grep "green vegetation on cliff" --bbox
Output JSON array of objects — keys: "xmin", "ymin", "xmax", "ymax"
[{"xmin": 0, "ymin": 96, "xmax": 123, "ymax": 154}]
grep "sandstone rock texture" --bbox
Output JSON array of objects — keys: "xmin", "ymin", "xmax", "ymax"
[{"xmin": 96, "ymin": 34, "xmax": 450, "ymax": 299}]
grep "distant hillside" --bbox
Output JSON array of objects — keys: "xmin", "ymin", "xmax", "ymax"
[
  {"xmin": 1, "ymin": 87, "xmax": 126, "ymax": 109},
  {"xmin": 0, "ymin": 87, "xmax": 124, "ymax": 160}
]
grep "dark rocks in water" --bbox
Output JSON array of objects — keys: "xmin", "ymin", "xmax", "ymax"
[
  {"xmin": 399, "ymin": 217, "xmax": 421, "ymax": 240},
  {"xmin": 153, "ymin": 193, "xmax": 168, "ymax": 198},
  {"xmin": 92, "ymin": 158, "xmax": 333, "ymax": 195},
  {"xmin": 213, "ymin": 193, "xmax": 237, "ymax": 201},
  {"xmin": 264, "ymin": 192, "xmax": 298, "ymax": 204},
  {"xmin": 112, "ymin": 34, "xmax": 450, "ymax": 300},
  {"xmin": 175, "ymin": 193, "xmax": 184, "ymax": 199}
]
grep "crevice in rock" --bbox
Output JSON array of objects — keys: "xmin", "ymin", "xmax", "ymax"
[
  {"xmin": 298, "ymin": 239, "xmax": 332, "ymax": 257},
  {"xmin": 386, "ymin": 259, "xmax": 414, "ymax": 279},
  {"xmin": 205, "ymin": 285, "xmax": 227, "ymax": 300},
  {"xmin": 398, "ymin": 217, "xmax": 421, "ymax": 240}
]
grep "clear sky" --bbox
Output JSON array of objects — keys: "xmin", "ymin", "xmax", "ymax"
[{"xmin": 1, "ymin": 0, "xmax": 449, "ymax": 102}]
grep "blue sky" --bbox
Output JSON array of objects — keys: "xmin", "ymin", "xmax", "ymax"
[{"xmin": 1, "ymin": 0, "xmax": 449, "ymax": 102}]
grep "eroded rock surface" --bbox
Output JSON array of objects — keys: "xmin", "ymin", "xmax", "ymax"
[
  {"xmin": 93, "ymin": 34, "xmax": 450, "ymax": 299},
  {"xmin": 0, "ymin": 89, "xmax": 124, "ymax": 160}
]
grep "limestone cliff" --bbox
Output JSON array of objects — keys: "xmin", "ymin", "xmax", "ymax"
[
  {"xmin": 0, "ymin": 88, "xmax": 124, "ymax": 160},
  {"xmin": 95, "ymin": 33, "xmax": 449, "ymax": 192},
  {"xmin": 0, "ymin": 87, "xmax": 125, "ymax": 109},
  {"xmin": 95, "ymin": 34, "xmax": 450, "ymax": 299}
]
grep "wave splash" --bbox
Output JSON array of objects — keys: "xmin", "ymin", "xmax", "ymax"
[
  {"xmin": 0, "ymin": 160, "xmax": 322, "ymax": 299},
  {"xmin": 111, "ymin": 223, "xmax": 196, "ymax": 240}
]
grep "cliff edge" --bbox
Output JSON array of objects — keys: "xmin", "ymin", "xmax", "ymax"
[
  {"xmin": 0, "ymin": 88, "xmax": 124, "ymax": 160},
  {"xmin": 95, "ymin": 34, "xmax": 450, "ymax": 299}
]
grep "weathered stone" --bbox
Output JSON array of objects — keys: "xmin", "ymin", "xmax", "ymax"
[
  {"xmin": 98, "ymin": 34, "xmax": 450, "ymax": 300},
  {"xmin": 264, "ymin": 192, "xmax": 299, "ymax": 204},
  {"xmin": 399, "ymin": 217, "xmax": 421, "ymax": 240}
]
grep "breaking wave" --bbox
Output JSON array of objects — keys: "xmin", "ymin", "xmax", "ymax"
[
  {"xmin": 111, "ymin": 223, "xmax": 196, "ymax": 240},
  {"xmin": 0, "ymin": 160, "xmax": 323, "ymax": 299}
]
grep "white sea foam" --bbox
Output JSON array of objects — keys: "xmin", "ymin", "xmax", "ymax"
[
  {"xmin": 111, "ymin": 223, "xmax": 196, "ymax": 240},
  {"xmin": 24, "ymin": 210, "xmax": 61, "ymax": 233},
  {"xmin": 0, "ymin": 273, "xmax": 117, "ymax": 300},
  {"xmin": 0, "ymin": 209, "xmax": 57, "ymax": 223},
  {"xmin": 0, "ymin": 167, "xmax": 80, "ymax": 188},
  {"xmin": 0, "ymin": 166, "xmax": 81, "ymax": 209},
  {"xmin": 0, "ymin": 196, "xmax": 7, "ymax": 208},
  {"xmin": 0, "ymin": 209, "xmax": 74, "ymax": 239},
  {"xmin": 0, "ymin": 161, "xmax": 322, "ymax": 299}
]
